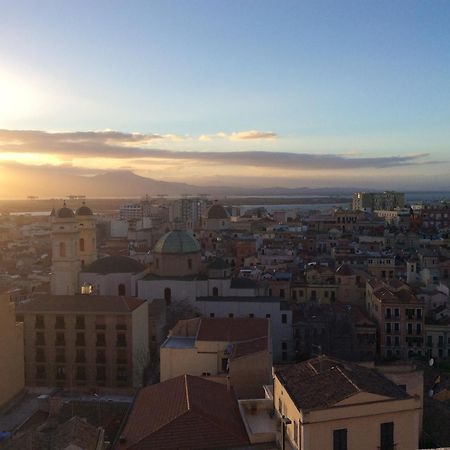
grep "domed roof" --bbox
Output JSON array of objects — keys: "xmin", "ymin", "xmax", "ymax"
[
  {"xmin": 336, "ymin": 264, "xmax": 355, "ymax": 276},
  {"xmin": 207, "ymin": 203, "xmax": 229, "ymax": 220},
  {"xmin": 57, "ymin": 202, "xmax": 75, "ymax": 219},
  {"xmin": 76, "ymin": 202, "xmax": 93, "ymax": 216},
  {"xmin": 83, "ymin": 256, "xmax": 145, "ymax": 274},
  {"xmin": 153, "ymin": 230, "xmax": 201, "ymax": 254}
]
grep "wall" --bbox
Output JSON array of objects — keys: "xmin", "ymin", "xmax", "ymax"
[{"xmin": 0, "ymin": 294, "xmax": 24, "ymax": 408}]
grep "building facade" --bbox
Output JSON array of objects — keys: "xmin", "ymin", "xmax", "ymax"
[{"xmin": 16, "ymin": 295, "xmax": 149, "ymax": 391}]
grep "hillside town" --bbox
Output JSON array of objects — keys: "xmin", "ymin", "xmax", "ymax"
[{"xmin": 1, "ymin": 191, "xmax": 450, "ymax": 449}]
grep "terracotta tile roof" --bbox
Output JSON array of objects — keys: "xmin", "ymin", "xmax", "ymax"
[
  {"xmin": 16, "ymin": 294, "xmax": 146, "ymax": 314},
  {"xmin": 120, "ymin": 375, "xmax": 249, "ymax": 450},
  {"xmin": 229, "ymin": 336, "xmax": 268, "ymax": 360},
  {"xmin": 196, "ymin": 317, "xmax": 268, "ymax": 342},
  {"xmin": 276, "ymin": 356, "xmax": 410, "ymax": 412}
]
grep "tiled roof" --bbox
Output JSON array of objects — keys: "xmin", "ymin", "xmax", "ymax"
[
  {"xmin": 196, "ymin": 295, "xmax": 280, "ymax": 304},
  {"xmin": 83, "ymin": 255, "xmax": 145, "ymax": 274},
  {"xmin": 196, "ymin": 317, "xmax": 268, "ymax": 342},
  {"xmin": 276, "ymin": 356, "xmax": 409, "ymax": 412},
  {"xmin": 119, "ymin": 375, "xmax": 249, "ymax": 450},
  {"xmin": 16, "ymin": 294, "xmax": 145, "ymax": 314},
  {"xmin": 230, "ymin": 336, "xmax": 268, "ymax": 360}
]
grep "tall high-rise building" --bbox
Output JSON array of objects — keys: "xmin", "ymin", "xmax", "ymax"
[{"xmin": 352, "ymin": 191, "xmax": 405, "ymax": 211}]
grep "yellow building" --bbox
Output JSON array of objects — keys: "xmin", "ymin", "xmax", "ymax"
[
  {"xmin": 160, "ymin": 317, "xmax": 272, "ymax": 399},
  {"xmin": 273, "ymin": 356, "xmax": 421, "ymax": 450},
  {"xmin": 0, "ymin": 293, "xmax": 25, "ymax": 408}
]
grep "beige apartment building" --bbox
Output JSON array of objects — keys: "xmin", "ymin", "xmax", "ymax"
[
  {"xmin": 366, "ymin": 279, "xmax": 425, "ymax": 359},
  {"xmin": 16, "ymin": 294, "xmax": 148, "ymax": 392},
  {"xmin": 273, "ymin": 356, "xmax": 421, "ymax": 450},
  {"xmin": 160, "ymin": 317, "xmax": 272, "ymax": 398},
  {"xmin": 0, "ymin": 293, "xmax": 25, "ymax": 409}
]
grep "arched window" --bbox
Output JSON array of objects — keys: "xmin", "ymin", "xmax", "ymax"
[
  {"xmin": 80, "ymin": 238, "xmax": 85, "ymax": 252},
  {"xmin": 212, "ymin": 287, "xmax": 219, "ymax": 297},
  {"xmin": 164, "ymin": 287, "xmax": 171, "ymax": 305},
  {"xmin": 118, "ymin": 284, "xmax": 126, "ymax": 296},
  {"xmin": 59, "ymin": 242, "xmax": 66, "ymax": 257}
]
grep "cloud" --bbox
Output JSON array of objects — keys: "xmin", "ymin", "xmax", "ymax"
[
  {"xmin": 228, "ymin": 130, "xmax": 278, "ymax": 140},
  {"xmin": 0, "ymin": 129, "xmax": 441, "ymax": 171},
  {"xmin": 198, "ymin": 130, "xmax": 278, "ymax": 141}
]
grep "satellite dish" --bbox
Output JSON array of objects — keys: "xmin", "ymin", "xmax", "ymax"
[{"xmin": 429, "ymin": 358, "xmax": 435, "ymax": 367}]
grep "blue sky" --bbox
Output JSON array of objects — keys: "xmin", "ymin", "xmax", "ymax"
[{"xmin": 0, "ymin": 0, "xmax": 449, "ymax": 188}]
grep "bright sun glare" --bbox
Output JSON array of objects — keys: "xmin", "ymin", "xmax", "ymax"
[{"xmin": 0, "ymin": 70, "xmax": 42, "ymax": 121}]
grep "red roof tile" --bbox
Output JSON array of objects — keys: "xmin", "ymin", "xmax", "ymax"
[{"xmin": 120, "ymin": 375, "xmax": 249, "ymax": 450}]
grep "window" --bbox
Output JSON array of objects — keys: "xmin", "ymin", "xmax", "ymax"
[
  {"xmin": 59, "ymin": 242, "xmax": 66, "ymax": 257},
  {"xmin": 118, "ymin": 283, "xmax": 126, "ymax": 296},
  {"xmin": 249, "ymin": 313, "xmax": 254, "ymax": 318},
  {"xmin": 117, "ymin": 333, "xmax": 127, "ymax": 347},
  {"xmin": 117, "ymin": 368, "xmax": 128, "ymax": 383},
  {"xmin": 76, "ymin": 366, "xmax": 86, "ymax": 380},
  {"xmin": 333, "ymin": 428, "xmax": 347, "ymax": 450},
  {"xmin": 228, "ymin": 313, "xmax": 234, "ymax": 318},
  {"xmin": 164, "ymin": 287, "xmax": 171, "ymax": 305},
  {"xmin": 280, "ymin": 288, "xmax": 285, "ymax": 298},
  {"xmin": 394, "ymin": 308, "xmax": 400, "ymax": 318},
  {"xmin": 35, "ymin": 348, "xmax": 45, "ymax": 363},
  {"xmin": 95, "ymin": 315, "xmax": 106, "ymax": 330},
  {"xmin": 75, "ymin": 316, "xmax": 85, "ymax": 329},
  {"xmin": 380, "ymin": 422, "xmax": 394, "ymax": 450},
  {"xmin": 54, "ymin": 346, "xmax": 66, "ymax": 362},
  {"xmin": 35, "ymin": 332, "xmax": 45, "ymax": 346},
  {"xmin": 55, "ymin": 316, "xmax": 65, "ymax": 329},
  {"xmin": 96, "ymin": 349, "xmax": 106, "ymax": 364},
  {"xmin": 56, "ymin": 366, "xmax": 66, "ymax": 380},
  {"xmin": 281, "ymin": 314, "xmax": 287, "ymax": 324},
  {"xmin": 188, "ymin": 258, "xmax": 192, "ymax": 270},
  {"xmin": 292, "ymin": 290, "xmax": 297, "ymax": 300},
  {"xmin": 266, "ymin": 314, "xmax": 271, "ymax": 319},
  {"xmin": 96, "ymin": 366, "xmax": 106, "ymax": 382},
  {"xmin": 35, "ymin": 315, "xmax": 45, "ymax": 329},
  {"xmin": 117, "ymin": 349, "xmax": 127, "ymax": 364},
  {"xmin": 36, "ymin": 366, "xmax": 46, "ymax": 379},
  {"xmin": 55, "ymin": 332, "xmax": 65, "ymax": 346},
  {"xmin": 96, "ymin": 333, "xmax": 106, "ymax": 347},
  {"xmin": 76, "ymin": 349, "xmax": 86, "ymax": 363},
  {"xmin": 221, "ymin": 357, "xmax": 229, "ymax": 373},
  {"xmin": 210, "ymin": 313, "xmax": 215, "ymax": 318},
  {"xmin": 212, "ymin": 287, "xmax": 219, "ymax": 297},
  {"xmin": 79, "ymin": 238, "xmax": 85, "ymax": 252}
]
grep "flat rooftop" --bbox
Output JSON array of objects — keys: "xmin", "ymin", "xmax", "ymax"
[{"xmin": 161, "ymin": 336, "xmax": 196, "ymax": 349}]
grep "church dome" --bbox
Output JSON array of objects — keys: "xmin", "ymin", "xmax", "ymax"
[
  {"xmin": 76, "ymin": 203, "xmax": 93, "ymax": 216},
  {"xmin": 57, "ymin": 203, "xmax": 75, "ymax": 219},
  {"xmin": 207, "ymin": 203, "xmax": 229, "ymax": 219},
  {"xmin": 153, "ymin": 230, "xmax": 201, "ymax": 254}
]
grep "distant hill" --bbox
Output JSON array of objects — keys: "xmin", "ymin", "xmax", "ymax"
[{"xmin": 0, "ymin": 166, "xmax": 360, "ymax": 199}]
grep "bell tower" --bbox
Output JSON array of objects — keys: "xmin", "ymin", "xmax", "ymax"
[
  {"xmin": 50, "ymin": 202, "xmax": 81, "ymax": 295},
  {"xmin": 76, "ymin": 201, "xmax": 97, "ymax": 268}
]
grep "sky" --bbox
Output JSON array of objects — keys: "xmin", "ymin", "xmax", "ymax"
[{"xmin": 0, "ymin": 0, "xmax": 449, "ymax": 192}]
